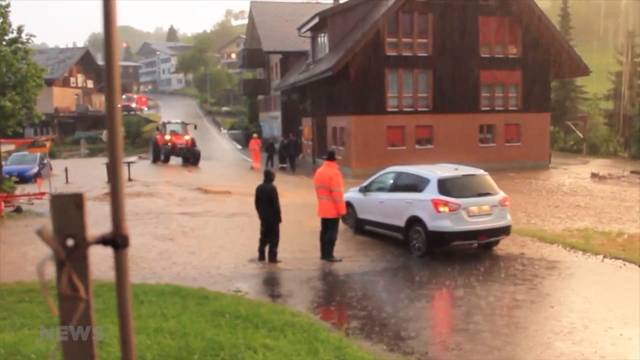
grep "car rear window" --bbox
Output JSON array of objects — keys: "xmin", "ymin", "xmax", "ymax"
[{"xmin": 437, "ymin": 174, "xmax": 500, "ymax": 198}]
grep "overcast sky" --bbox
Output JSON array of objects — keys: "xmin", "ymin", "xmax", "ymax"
[{"xmin": 8, "ymin": 0, "xmax": 253, "ymax": 46}]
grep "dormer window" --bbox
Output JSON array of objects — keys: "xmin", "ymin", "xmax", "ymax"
[
  {"xmin": 386, "ymin": 10, "xmax": 432, "ymax": 56},
  {"xmin": 313, "ymin": 32, "xmax": 329, "ymax": 61},
  {"xmin": 479, "ymin": 16, "xmax": 521, "ymax": 57}
]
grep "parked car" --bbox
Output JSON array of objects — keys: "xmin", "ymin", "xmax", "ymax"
[
  {"xmin": 151, "ymin": 120, "xmax": 201, "ymax": 166},
  {"xmin": 121, "ymin": 93, "xmax": 149, "ymax": 114},
  {"xmin": 343, "ymin": 164, "xmax": 511, "ymax": 257},
  {"xmin": 2, "ymin": 151, "xmax": 52, "ymax": 183}
]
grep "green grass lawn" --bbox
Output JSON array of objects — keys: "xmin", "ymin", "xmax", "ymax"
[
  {"xmin": 575, "ymin": 42, "xmax": 617, "ymax": 102},
  {"xmin": 514, "ymin": 227, "xmax": 640, "ymax": 266},
  {"xmin": 0, "ymin": 283, "xmax": 378, "ymax": 360}
]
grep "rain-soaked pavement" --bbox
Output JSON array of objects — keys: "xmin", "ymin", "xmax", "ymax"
[{"xmin": 1, "ymin": 95, "xmax": 639, "ymax": 359}]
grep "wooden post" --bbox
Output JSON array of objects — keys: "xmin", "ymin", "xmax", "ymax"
[{"xmin": 50, "ymin": 193, "xmax": 97, "ymax": 359}]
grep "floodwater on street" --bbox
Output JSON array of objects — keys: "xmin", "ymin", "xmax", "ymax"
[{"xmin": 1, "ymin": 95, "xmax": 638, "ymax": 359}]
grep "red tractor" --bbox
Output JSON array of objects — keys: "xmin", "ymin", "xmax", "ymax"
[{"xmin": 151, "ymin": 120, "xmax": 201, "ymax": 166}]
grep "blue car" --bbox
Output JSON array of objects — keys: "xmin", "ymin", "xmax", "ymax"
[{"xmin": 2, "ymin": 152, "xmax": 52, "ymax": 183}]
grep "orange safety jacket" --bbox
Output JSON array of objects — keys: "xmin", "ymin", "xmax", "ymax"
[{"xmin": 313, "ymin": 161, "xmax": 347, "ymax": 219}]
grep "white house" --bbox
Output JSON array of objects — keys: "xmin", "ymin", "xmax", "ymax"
[{"xmin": 137, "ymin": 42, "xmax": 192, "ymax": 92}]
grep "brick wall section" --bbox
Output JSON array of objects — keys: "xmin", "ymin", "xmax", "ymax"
[{"xmin": 326, "ymin": 113, "xmax": 550, "ymax": 175}]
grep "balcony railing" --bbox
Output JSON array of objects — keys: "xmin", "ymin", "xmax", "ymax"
[
  {"xmin": 239, "ymin": 48, "xmax": 266, "ymax": 69},
  {"xmin": 241, "ymin": 78, "xmax": 268, "ymax": 97}
]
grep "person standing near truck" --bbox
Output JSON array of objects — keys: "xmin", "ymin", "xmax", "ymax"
[
  {"xmin": 313, "ymin": 150, "xmax": 346, "ymax": 262},
  {"xmin": 265, "ymin": 139, "xmax": 276, "ymax": 169},
  {"xmin": 255, "ymin": 169, "xmax": 282, "ymax": 263},
  {"xmin": 248, "ymin": 133, "xmax": 262, "ymax": 171}
]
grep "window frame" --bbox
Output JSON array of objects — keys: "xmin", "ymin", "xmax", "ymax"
[
  {"xmin": 478, "ymin": 124, "xmax": 496, "ymax": 146},
  {"xmin": 479, "ymin": 70, "xmax": 522, "ymax": 111},
  {"xmin": 386, "ymin": 126, "xmax": 407, "ymax": 149},
  {"xmin": 478, "ymin": 16, "xmax": 521, "ymax": 58},
  {"xmin": 386, "ymin": 11, "xmax": 433, "ymax": 56},
  {"xmin": 415, "ymin": 125, "xmax": 434, "ymax": 149},
  {"xmin": 390, "ymin": 172, "xmax": 430, "ymax": 193},
  {"xmin": 504, "ymin": 123, "xmax": 522, "ymax": 145},
  {"xmin": 386, "ymin": 68, "xmax": 433, "ymax": 112},
  {"xmin": 365, "ymin": 172, "xmax": 398, "ymax": 193}
]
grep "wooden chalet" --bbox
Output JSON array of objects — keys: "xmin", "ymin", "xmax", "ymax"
[{"xmin": 245, "ymin": 0, "xmax": 591, "ymax": 174}]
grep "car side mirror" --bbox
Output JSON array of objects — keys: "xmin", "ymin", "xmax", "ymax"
[{"xmin": 358, "ymin": 186, "xmax": 367, "ymax": 194}]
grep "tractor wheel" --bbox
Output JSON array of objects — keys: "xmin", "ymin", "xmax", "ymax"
[
  {"xmin": 191, "ymin": 149, "xmax": 201, "ymax": 167},
  {"xmin": 151, "ymin": 142, "xmax": 160, "ymax": 163},
  {"xmin": 161, "ymin": 149, "xmax": 171, "ymax": 164}
]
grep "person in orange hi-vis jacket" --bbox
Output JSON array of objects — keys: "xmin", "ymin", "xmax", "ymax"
[
  {"xmin": 248, "ymin": 133, "xmax": 262, "ymax": 171},
  {"xmin": 313, "ymin": 149, "xmax": 347, "ymax": 262}
]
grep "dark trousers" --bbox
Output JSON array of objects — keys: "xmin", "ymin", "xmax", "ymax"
[
  {"xmin": 259, "ymin": 222, "xmax": 280, "ymax": 261},
  {"xmin": 288, "ymin": 155, "xmax": 297, "ymax": 173},
  {"xmin": 320, "ymin": 218, "xmax": 339, "ymax": 259},
  {"xmin": 266, "ymin": 154, "xmax": 275, "ymax": 168}
]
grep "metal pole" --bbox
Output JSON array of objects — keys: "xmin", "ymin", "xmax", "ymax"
[{"xmin": 102, "ymin": 1, "xmax": 136, "ymax": 359}]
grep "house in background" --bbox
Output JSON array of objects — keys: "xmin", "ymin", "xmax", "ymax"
[
  {"xmin": 137, "ymin": 42, "xmax": 191, "ymax": 92},
  {"xmin": 274, "ymin": 0, "xmax": 589, "ymax": 175},
  {"xmin": 97, "ymin": 61, "xmax": 141, "ymax": 94},
  {"xmin": 217, "ymin": 34, "xmax": 245, "ymax": 74},
  {"xmin": 241, "ymin": 1, "xmax": 332, "ymax": 139},
  {"xmin": 29, "ymin": 47, "xmax": 106, "ymax": 139}
]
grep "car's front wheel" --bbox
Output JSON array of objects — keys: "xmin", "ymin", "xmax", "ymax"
[
  {"xmin": 342, "ymin": 204, "xmax": 362, "ymax": 233},
  {"xmin": 407, "ymin": 222, "xmax": 429, "ymax": 257}
]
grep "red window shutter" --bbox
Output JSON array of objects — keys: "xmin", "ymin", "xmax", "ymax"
[
  {"xmin": 480, "ymin": 70, "xmax": 495, "ymax": 84},
  {"xmin": 505, "ymin": 124, "xmax": 520, "ymax": 143},
  {"xmin": 386, "ymin": 126, "xmax": 405, "ymax": 147},
  {"xmin": 416, "ymin": 125, "xmax": 433, "ymax": 139},
  {"xmin": 479, "ymin": 16, "xmax": 493, "ymax": 47},
  {"xmin": 494, "ymin": 17, "xmax": 507, "ymax": 47},
  {"xmin": 507, "ymin": 18, "xmax": 521, "ymax": 55},
  {"xmin": 493, "ymin": 70, "xmax": 521, "ymax": 84}
]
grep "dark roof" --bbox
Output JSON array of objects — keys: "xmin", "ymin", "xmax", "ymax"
[
  {"xmin": 278, "ymin": 0, "xmax": 397, "ymax": 90},
  {"xmin": 136, "ymin": 42, "xmax": 192, "ymax": 57},
  {"xmin": 31, "ymin": 47, "xmax": 94, "ymax": 80},
  {"xmin": 279, "ymin": 0, "xmax": 590, "ymax": 90},
  {"xmin": 216, "ymin": 35, "xmax": 245, "ymax": 53},
  {"xmin": 249, "ymin": 1, "xmax": 332, "ymax": 53}
]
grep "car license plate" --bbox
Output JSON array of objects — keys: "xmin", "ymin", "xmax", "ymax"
[{"xmin": 466, "ymin": 205, "xmax": 493, "ymax": 217}]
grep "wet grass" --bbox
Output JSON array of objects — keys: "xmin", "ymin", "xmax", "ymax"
[
  {"xmin": 514, "ymin": 227, "xmax": 640, "ymax": 266},
  {"xmin": 0, "ymin": 282, "xmax": 377, "ymax": 360}
]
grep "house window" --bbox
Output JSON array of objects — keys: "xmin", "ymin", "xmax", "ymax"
[
  {"xmin": 386, "ymin": 68, "xmax": 433, "ymax": 111},
  {"xmin": 386, "ymin": 69, "xmax": 399, "ymax": 110},
  {"xmin": 479, "ymin": 70, "xmax": 521, "ymax": 111},
  {"xmin": 331, "ymin": 127, "xmax": 338, "ymax": 148},
  {"xmin": 479, "ymin": 16, "xmax": 521, "ymax": 57},
  {"xmin": 415, "ymin": 125, "xmax": 434, "ymax": 148},
  {"xmin": 313, "ymin": 32, "xmax": 329, "ymax": 60},
  {"xmin": 386, "ymin": 10, "xmax": 432, "ymax": 55},
  {"xmin": 386, "ymin": 126, "xmax": 406, "ymax": 148},
  {"xmin": 479, "ymin": 124, "xmax": 496, "ymax": 145},
  {"xmin": 402, "ymin": 70, "xmax": 414, "ymax": 110},
  {"xmin": 505, "ymin": 123, "xmax": 521, "ymax": 144}
]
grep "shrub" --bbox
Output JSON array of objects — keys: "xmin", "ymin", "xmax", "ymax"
[{"xmin": 0, "ymin": 178, "xmax": 16, "ymax": 194}]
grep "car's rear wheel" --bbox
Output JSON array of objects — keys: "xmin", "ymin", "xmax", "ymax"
[
  {"xmin": 342, "ymin": 204, "xmax": 362, "ymax": 233},
  {"xmin": 479, "ymin": 240, "xmax": 501, "ymax": 251},
  {"xmin": 407, "ymin": 222, "xmax": 429, "ymax": 258}
]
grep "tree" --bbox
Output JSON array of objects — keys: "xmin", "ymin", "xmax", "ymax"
[
  {"xmin": 605, "ymin": 30, "xmax": 640, "ymax": 152},
  {"xmin": 550, "ymin": 0, "xmax": 587, "ymax": 128},
  {"xmin": 0, "ymin": 0, "xmax": 44, "ymax": 180},
  {"xmin": 166, "ymin": 25, "xmax": 179, "ymax": 42},
  {"xmin": 122, "ymin": 41, "xmax": 135, "ymax": 62}
]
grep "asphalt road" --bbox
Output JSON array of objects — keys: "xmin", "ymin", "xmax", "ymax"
[{"xmin": 2, "ymin": 95, "xmax": 638, "ymax": 359}]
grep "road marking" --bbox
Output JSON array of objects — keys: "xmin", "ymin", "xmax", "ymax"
[{"xmin": 193, "ymin": 102, "xmax": 251, "ymax": 162}]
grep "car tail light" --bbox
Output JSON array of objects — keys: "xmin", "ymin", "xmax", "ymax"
[
  {"xmin": 431, "ymin": 199, "xmax": 461, "ymax": 213},
  {"xmin": 499, "ymin": 195, "xmax": 511, "ymax": 207},
  {"xmin": 164, "ymin": 135, "xmax": 171, "ymax": 141}
]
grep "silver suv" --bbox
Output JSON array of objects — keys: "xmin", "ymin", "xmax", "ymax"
[{"xmin": 343, "ymin": 164, "xmax": 512, "ymax": 257}]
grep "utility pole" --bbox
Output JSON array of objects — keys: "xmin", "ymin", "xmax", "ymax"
[{"xmin": 102, "ymin": 0, "xmax": 137, "ymax": 358}]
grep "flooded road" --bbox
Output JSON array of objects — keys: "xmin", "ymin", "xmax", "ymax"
[{"xmin": 1, "ymin": 95, "xmax": 638, "ymax": 359}]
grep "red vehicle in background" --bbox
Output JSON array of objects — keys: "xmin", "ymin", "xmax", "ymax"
[{"xmin": 121, "ymin": 93, "xmax": 149, "ymax": 114}]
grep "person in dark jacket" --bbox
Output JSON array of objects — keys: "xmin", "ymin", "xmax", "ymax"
[
  {"xmin": 265, "ymin": 139, "xmax": 276, "ymax": 169},
  {"xmin": 278, "ymin": 138, "xmax": 289, "ymax": 171},
  {"xmin": 254, "ymin": 169, "xmax": 282, "ymax": 263},
  {"xmin": 287, "ymin": 133, "xmax": 300, "ymax": 173}
]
